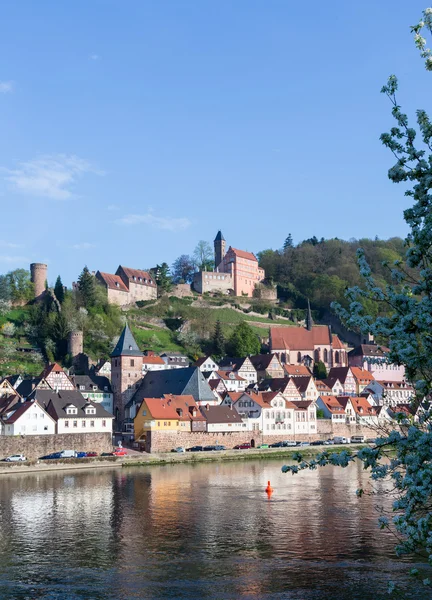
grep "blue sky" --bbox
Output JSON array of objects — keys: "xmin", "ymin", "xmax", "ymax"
[{"xmin": 0, "ymin": 0, "xmax": 430, "ymax": 285}]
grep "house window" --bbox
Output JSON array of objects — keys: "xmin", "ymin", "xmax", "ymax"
[
  {"xmin": 44, "ymin": 426, "xmax": 48, "ymax": 431},
  {"xmin": 73, "ymin": 421, "xmax": 78, "ymax": 428},
  {"xmin": 82, "ymin": 421, "xmax": 86, "ymax": 427},
  {"xmin": 130, "ymin": 359, "xmax": 135, "ymax": 367},
  {"xmin": 142, "ymin": 410, "xmax": 147, "ymax": 416},
  {"xmin": 90, "ymin": 421, "xmax": 95, "ymax": 427},
  {"xmin": 65, "ymin": 421, "xmax": 69, "ymax": 428},
  {"xmin": 297, "ymin": 352, "xmax": 302, "ymax": 363},
  {"xmin": 335, "ymin": 351, "xmax": 340, "ymax": 363},
  {"xmin": 102, "ymin": 420, "xmax": 106, "ymax": 427}
]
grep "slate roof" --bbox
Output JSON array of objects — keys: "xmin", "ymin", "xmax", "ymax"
[
  {"xmin": 214, "ymin": 230, "xmax": 225, "ymax": 241},
  {"xmin": 72, "ymin": 374, "xmax": 112, "ymax": 394},
  {"xmin": 199, "ymin": 405, "xmax": 244, "ymax": 424},
  {"xmin": 2, "ymin": 401, "xmax": 55, "ymax": 425},
  {"xmin": 249, "ymin": 354, "xmax": 281, "ymax": 371},
  {"xmin": 328, "ymin": 367, "xmax": 352, "ymax": 384},
  {"xmin": 33, "ymin": 389, "xmax": 114, "ymax": 420},
  {"xmin": 218, "ymin": 357, "xmax": 251, "ymax": 370},
  {"xmin": 5, "ymin": 375, "xmax": 21, "ymax": 388},
  {"xmin": 348, "ymin": 344, "xmax": 390, "ymax": 358},
  {"xmin": 111, "ymin": 324, "xmax": 143, "ymax": 357},
  {"xmin": 129, "ymin": 367, "xmax": 215, "ymax": 404},
  {"xmin": 16, "ymin": 378, "xmax": 42, "ymax": 398}
]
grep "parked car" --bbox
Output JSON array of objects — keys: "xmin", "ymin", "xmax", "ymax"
[
  {"xmin": 186, "ymin": 446, "xmax": 204, "ymax": 452},
  {"xmin": 283, "ymin": 441, "xmax": 297, "ymax": 447},
  {"xmin": 366, "ymin": 438, "xmax": 377, "ymax": 444},
  {"xmin": 333, "ymin": 436, "xmax": 350, "ymax": 445},
  {"xmin": 351, "ymin": 435, "xmax": 365, "ymax": 444},
  {"xmin": 323, "ymin": 439, "xmax": 334, "ymax": 445},
  {"xmin": 269, "ymin": 441, "xmax": 285, "ymax": 448},
  {"xmin": 171, "ymin": 447, "xmax": 186, "ymax": 453},
  {"xmin": 86, "ymin": 451, "xmax": 98, "ymax": 457},
  {"xmin": 311, "ymin": 440, "xmax": 324, "ymax": 446},
  {"xmin": 39, "ymin": 452, "xmax": 62, "ymax": 460},
  {"xmin": 101, "ymin": 452, "xmax": 114, "ymax": 456},
  {"xmin": 76, "ymin": 452, "xmax": 87, "ymax": 458},
  {"xmin": 5, "ymin": 454, "xmax": 26, "ymax": 462},
  {"xmin": 59, "ymin": 450, "xmax": 76, "ymax": 458},
  {"xmin": 234, "ymin": 443, "xmax": 251, "ymax": 450},
  {"xmin": 214, "ymin": 445, "xmax": 226, "ymax": 451},
  {"xmin": 297, "ymin": 441, "xmax": 310, "ymax": 447},
  {"xmin": 258, "ymin": 443, "xmax": 269, "ymax": 449},
  {"xmin": 203, "ymin": 445, "xmax": 216, "ymax": 451},
  {"xmin": 113, "ymin": 448, "xmax": 127, "ymax": 456}
]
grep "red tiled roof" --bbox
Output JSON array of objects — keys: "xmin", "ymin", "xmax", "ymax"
[
  {"xmin": 216, "ymin": 370, "xmax": 246, "ymax": 381},
  {"xmin": 283, "ymin": 365, "xmax": 312, "ymax": 377},
  {"xmin": 162, "ymin": 395, "xmax": 206, "ymax": 421},
  {"xmin": 142, "ymin": 398, "xmax": 179, "ymax": 420},
  {"xmin": 270, "ymin": 325, "xmax": 332, "ymax": 351},
  {"xmin": 318, "ymin": 395, "xmax": 346, "ymax": 414},
  {"xmin": 350, "ymin": 396, "xmax": 377, "ymax": 417},
  {"xmin": 332, "ymin": 335, "xmax": 344, "ymax": 349},
  {"xmin": 119, "ymin": 266, "xmax": 156, "ymax": 286},
  {"xmin": 350, "ymin": 367, "xmax": 374, "ymax": 383},
  {"xmin": 2, "ymin": 401, "xmax": 34, "ymax": 424},
  {"xmin": 228, "ymin": 247, "xmax": 258, "ymax": 262},
  {"xmin": 97, "ymin": 272, "xmax": 128, "ymax": 292},
  {"xmin": 40, "ymin": 363, "xmax": 69, "ymax": 379},
  {"xmin": 315, "ymin": 380, "xmax": 331, "ymax": 392},
  {"xmin": 142, "ymin": 356, "xmax": 165, "ymax": 365},
  {"xmin": 225, "ymin": 392, "xmax": 244, "ymax": 403}
]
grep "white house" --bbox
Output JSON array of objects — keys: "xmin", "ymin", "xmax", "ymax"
[
  {"xmin": 142, "ymin": 355, "xmax": 166, "ymax": 373},
  {"xmin": 316, "ymin": 395, "xmax": 347, "ymax": 423},
  {"xmin": 232, "ymin": 391, "xmax": 295, "ymax": 435},
  {"xmin": 1, "ymin": 400, "xmax": 56, "ymax": 436},
  {"xmin": 211, "ymin": 370, "xmax": 247, "ymax": 393},
  {"xmin": 364, "ymin": 380, "xmax": 414, "ymax": 406},
  {"xmin": 72, "ymin": 375, "xmax": 113, "ymax": 413},
  {"xmin": 218, "ymin": 356, "xmax": 258, "ymax": 385},
  {"xmin": 327, "ymin": 367, "xmax": 356, "ymax": 396},
  {"xmin": 199, "ymin": 404, "xmax": 246, "ymax": 432},
  {"xmin": 34, "ymin": 390, "xmax": 114, "ymax": 434},
  {"xmin": 194, "ymin": 356, "xmax": 219, "ymax": 372}
]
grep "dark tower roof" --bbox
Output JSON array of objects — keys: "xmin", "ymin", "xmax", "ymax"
[
  {"xmin": 306, "ymin": 299, "xmax": 313, "ymax": 331},
  {"xmin": 214, "ymin": 230, "xmax": 225, "ymax": 242},
  {"xmin": 111, "ymin": 324, "xmax": 143, "ymax": 358}
]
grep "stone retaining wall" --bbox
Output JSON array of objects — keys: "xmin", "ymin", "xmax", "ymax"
[
  {"xmin": 0, "ymin": 433, "xmax": 113, "ymax": 460},
  {"xmin": 144, "ymin": 422, "xmax": 381, "ymax": 453}
]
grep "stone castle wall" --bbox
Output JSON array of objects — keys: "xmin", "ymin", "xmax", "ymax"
[
  {"xmin": 0, "ymin": 432, "xmax": 113, "ymax": 460},
  {"xmin": 143, "ymin": 421, "xmax": 380, "ymax": 453}
]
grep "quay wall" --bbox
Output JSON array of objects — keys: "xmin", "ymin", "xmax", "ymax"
[{"xmin": 0, "ymin": 433, "xmax": 113, "ymax": 460}]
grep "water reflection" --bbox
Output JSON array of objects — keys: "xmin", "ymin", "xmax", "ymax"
[{"xmin": 0, "ymin": 460, "xmax": 426, "ymax": 599}]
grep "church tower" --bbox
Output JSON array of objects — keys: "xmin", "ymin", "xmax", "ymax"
[
  {"xmin": 111, "ymin": 323, "xmax": 143, "ymax": 430},
  {"xmin": 214, "ymin": 230, "xmax": 226, "ymax": 269}
]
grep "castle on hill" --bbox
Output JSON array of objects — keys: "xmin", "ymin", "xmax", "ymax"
[{"xmin": 193, "ymin": 231, "xmax": 265, "ymax": 297}]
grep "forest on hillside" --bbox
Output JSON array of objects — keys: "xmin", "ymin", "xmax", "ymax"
[{"xmin": 257, "ymin": 235, "xmax": 407, "ymax": 315}]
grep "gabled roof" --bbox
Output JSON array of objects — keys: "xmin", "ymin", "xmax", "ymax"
[
  {"xmin": 2, "ymin": 400, "xmax": 55, "ymax": 425},
  {"xmin": 0, "ymin": 394, "xmax": 21, "ymax": 416},
  {"xmin": 200, "ymin": 405, "xmax": 244, "ymax": 424},
  {"xmin": 142, "ymin": 355, "xmax": 165, "ymax": 365},
  {"xmin": 322, "ymin": 377, "xmax": 343, "ymax": 390},
  {"xmin": 332, "ymin": 335, "xmax": 344, "ymax": 349},
  {"xmin": 283, "ymin": 365, "xmax": 312, "ymax": 377},
  {"xmin": 34, "ymin": 390, "xmax": 114, "ymax": 419},
  {"xmin": 162, "ymin": 395, "xmax": 206, "ymax": 422},
  {"xmin": 328, "ymin": 367, "xmax": 352, "ymax": 384},
  {"xmin": 130, "ymin": 367, "xmax": 215, "ymax": 404},
  {"xmin": 248, "ymin": 354, "xmax": 281, "ymax": 370},
  {"xmin": 257, "ymin": 378, "xmax": 291, "ymax": 393},
  {"xmin": 72, "ymin": 374, "xmax": 112, "ymax": 393},
  {"xmin": 227, "ymin": 247, "xmax": 258, "ymax": 262},
  {"xmin": 96, "ymin": 272, "xmax": 128, "ymax": 292},
  {"xmin": 315, "ymin": 380, "xmax": 331, "ymax": 392},
  {"xmin": 216, "ymin": 370, "xmax": 246, "ymax": 381},
  {"xmin": 318, "ymin": 395, "xmax": 346, "ymax": 414},
  {"xmin": 194, "ymin": 356, "xmax": 217, "ymax": 367},
  {"xmin": 290, "ymin": 376, "xmax": 314, "ymax": 394},
  {"xmin": 117, "ymin": 266, "xmax": 156, "ymax": 286},
  {"xmin": 111, "ymin": 324, "xmax": 143, "ymax": 357},
  {"xmin": 270, "ymin": 325, "xmax": 332, "ymax": 351},
  {"xmin": 40, "ymin": 363, "xmax": 68, "ymax": 378},
  {"xmin": 348, "ymin": 344, "xmax": 390, "ymax": 358},
  {"xmin": 218, "ymin": 356, "xmax": 253, "ymax": 371},
  {"xmin": 349, "ymin": 396, "xmax": 377, "ymax": 417},
  {"xmin": 141, "ymin": 398, "xmax": 179, "ymax": 420},
  {"xmin": 350, "ymin": 367, "xmax": 374, "ymax": 384}
]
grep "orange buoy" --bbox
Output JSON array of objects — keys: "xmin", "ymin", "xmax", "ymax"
[{"xmin": 265, "ymin": 480, "xmax": 273, "ymax": 495}]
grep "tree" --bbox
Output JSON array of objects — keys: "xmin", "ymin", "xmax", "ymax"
[
  {"xmin": 6, "ymin": 269, "xmax": 34, "ymax": 303},
  {"xmin": 313, "ymin": 360, "xmax": 327, "ymax": 380},
  {"xmin": 77, "ymin": 266, "xmax": 97, "ymax": 308},
  {"xmin": 193, "ymin": 240, "xmax": 214, "ymax": 271},
  {"xmin": 54, "ymin": 275, "xmax": 65, "ymax": 304},
  {"xmin": 0, "ymin": 275, "xmax": 10, "ymax": 302},
  {"xmin": 228, "ymin": 321, "xmax": 261, "ymax": 357},
  {"xmin": 283, "ymin": 9, "xmax": 432, "ymax": 593},
  {"xmin": 212, "ymin": 320, "xmax": 225, "ymax": 357},
  {"xmin": 171, "ymin": 255, "xmax": 196, "ymax": 284},
  {"xmin": 152, "ymin": 263, "xmax": 173, "ymax": 295},
  {"xmin": 283, "ymin": 234, "xmax": 294, "ymax": 251},
  {"xmin": 51, "ymin": 312, "xmax": 71, "ymax": 360}
]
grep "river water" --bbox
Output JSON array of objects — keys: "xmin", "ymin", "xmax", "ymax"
[{"xmin": 0, "ymin": 459, "xmax": 427, "ymax": 600}]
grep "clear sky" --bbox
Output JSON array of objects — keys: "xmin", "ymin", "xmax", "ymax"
[{"xmin": 1, "ymin": 0, "xmax": 430, "ymax": 285}]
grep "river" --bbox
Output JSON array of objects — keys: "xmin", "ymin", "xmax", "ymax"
[{"xmin": 0, "ymin": 458, "xmax": 426, "ymax": 599}]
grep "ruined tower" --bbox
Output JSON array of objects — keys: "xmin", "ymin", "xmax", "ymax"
[
  {"xmin": 111, "ymin": 323, "xmax": 143, "ymax": 430},
  {"xmin": 214, "ymin": 230, "xmax": 226, "ymax": 269},
  {"xmin": 30, "ymin": 263, "xmax": 47, "ymax": 301},
  {"xmin": 68, "ymin": 330, "xmax": 84, "ymax": 359}
]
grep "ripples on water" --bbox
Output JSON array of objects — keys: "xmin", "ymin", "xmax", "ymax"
[{"xmin": 0, "ymin": 460, "xmax": 427, "ymax": 599}]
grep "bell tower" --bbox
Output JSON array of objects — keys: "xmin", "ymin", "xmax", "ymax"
[
  {"xmin": 214, "ymin": 230, "xmax": 226, "ymax": 269},
  {"xmin": 111, "ymin": 323, "xmax": 143, "ymax": 431}
]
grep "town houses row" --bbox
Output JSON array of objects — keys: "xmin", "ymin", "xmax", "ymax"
[{"xmin": 0, "ymin": 320, "xmax": 417, "ymax": 445}]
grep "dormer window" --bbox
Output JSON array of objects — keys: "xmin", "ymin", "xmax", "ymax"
[
  {"xmin": 92, "ymin": 385, "xmax": 98, "ymax": 391},
  {"xmin": 138, "ymin": 277, "xmax": 142, "ymax": 282},
  {"xmin": 84, "ymin": 406, "xmax": 96, "ymax": 415},
  {"xmin": 79, "ymin": 385, "xmax": 85, "ymax": 391},
  {"xmin": 229, "ymin": 373, "xmax": 235, "ymax": 380},
  {"xmin": 133, "ymin": 276, "xmax": 136, "ymax": 281},
  {"xmin": 66, "ymin": 406, "xmax": 78, "ymax": 415},
  {"xmin": 116, "ymin": 282, "xmax": 119, "ymax": 287}
]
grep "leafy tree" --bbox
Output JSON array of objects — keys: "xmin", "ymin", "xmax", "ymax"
[
  {"xmin": 77, "ymin": 266, "xmax": 97, "ymax": 308},
  {"xmin": 2, "ymin": 322, "xmax": 15, "ymax": 337},
  {"xmin": 6, "ymin": 269, "xmax": 34, "ymax": 303},
  {"xmin": 283, "ymin": 234, "xmax": 294, "ymax": 251},
  {"xmin": 0, "ymin": 275, "xmax": 10, "ymax": 301},
  {"xmin": 228, "ymin": 321, "xmax": 261, "ymax": 357},
  {"xmin": 193, "ymin": 240, "xmax": 214, "ymax": 271},
  {"xmin": 284, "ymin": 10, "xmax": 432, "ymax": 593},
  {"xmin": 171, "ymin": 255, "xmax": 196, "ymax": 284},
  {"xmin": 313, "ymin": 360, "xmax": 327, "ymax": 380},
  {"xmin": 212, "ymin": 319, "xmax": 225, "ymax": 357},
  {"xmin": 54, "ymin": 275, "xmax": 65, "ymax": 304},
  {"xmin": 152, "ymin": 262, "xmax": 173, "ymax": 295}
]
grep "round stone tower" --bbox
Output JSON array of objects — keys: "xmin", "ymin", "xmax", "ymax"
[
  {"xmin": 30, "ymin": 263, "xmax": 47, "ymax": 301},
  {"xmin": 68, "ymin": 330, "xmax": 84, "ymax": 358}
]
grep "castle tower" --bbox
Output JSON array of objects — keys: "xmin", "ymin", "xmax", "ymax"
[
  {"xmin": 68, "ymin": 330, "xmax": 84, "ymax": 359},
  {"xmin": 111, "ymin": 323, "xmax": 143, "ymax": 430},
  {"xmin": 30, "ymin": 263, "xmax": 47, "ymax": 301},
  {"xmin": 214, "ymin": 231, "xmax": 226, "ymax": 269}
]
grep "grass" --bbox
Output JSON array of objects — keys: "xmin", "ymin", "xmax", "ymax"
[
  {"xmin": 0, "ymin": 307, "xmax": 30, "ymax": 328},
  {"xmin": 130, "ymin": 324, "xmax": 185, "ymax": 354}
]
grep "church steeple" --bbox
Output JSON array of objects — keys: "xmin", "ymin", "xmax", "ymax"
[
  {"xmin": 306, "ymin": 299, "xmax": 313, "ymax": 331},
  {"xmin": 214, "ymin": 230, "xmax": 226, "ymax": 269}
]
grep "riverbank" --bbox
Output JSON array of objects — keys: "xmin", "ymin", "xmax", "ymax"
[{"xmin": 0, "ymin": 444, "xmax": 364, "ymax": 475}]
